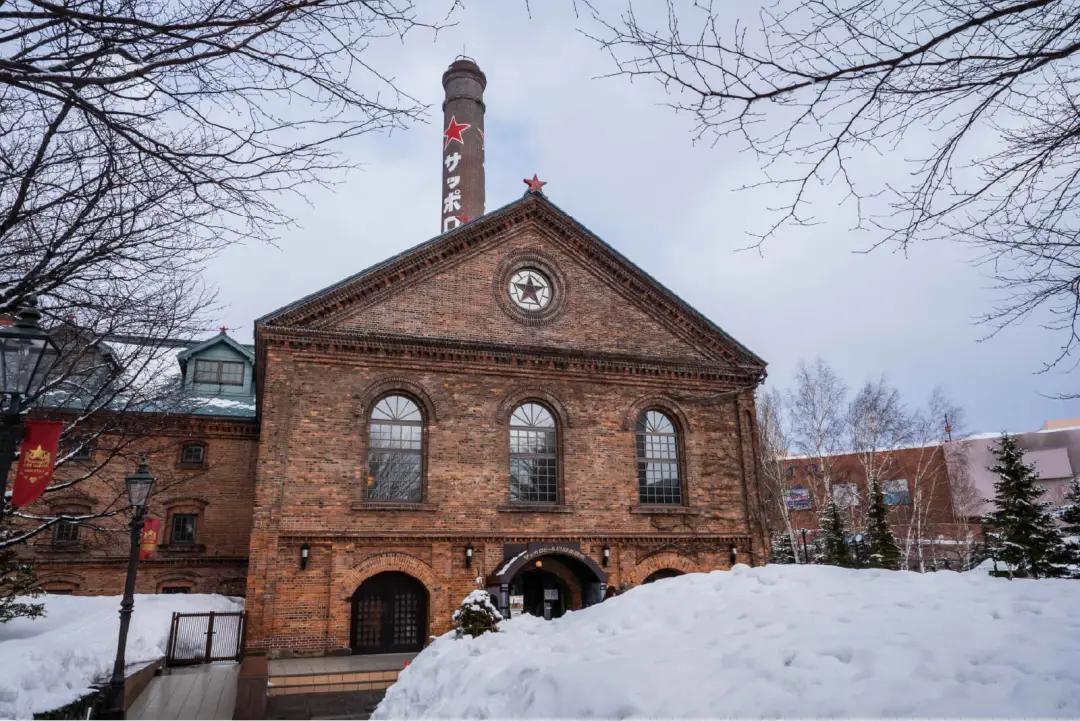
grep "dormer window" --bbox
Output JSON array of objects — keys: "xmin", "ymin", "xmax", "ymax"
[{"xmin": 193, "ymin": 359, "xmax": 245, "ymax": 386}]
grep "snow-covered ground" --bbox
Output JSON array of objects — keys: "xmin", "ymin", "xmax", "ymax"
[
  {"xmin": 375, "ymin": 565, "xmax": 1080, "ymax": 718},
  {"xmin": 0, "ymin": 593, "xmax": 242, "ymax": 719}
]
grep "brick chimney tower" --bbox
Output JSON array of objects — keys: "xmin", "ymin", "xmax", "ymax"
[{"xmin": 440, "ymin": 58, "xmax": 486, "ymax": 233}]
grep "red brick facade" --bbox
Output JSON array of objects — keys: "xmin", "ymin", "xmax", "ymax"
[
  {"xmin": 20, "ymin": 417, "xmax": 257, "ymax": 597},
  {"xmin": 244, "ymin": 192, "xmax": 769, "ymax": 655}
]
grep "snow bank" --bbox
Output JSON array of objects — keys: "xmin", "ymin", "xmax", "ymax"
[
  {"xmin": 0, "ymin": 593, "xmax": 242, "ymax": 719},
  {"xmin": 375, "ymin": 565, "xmax": 1080, "ymax": 718}
]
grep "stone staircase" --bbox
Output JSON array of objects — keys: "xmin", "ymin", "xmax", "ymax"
[{"xmin": 267, "ymin": 653, "xmax": 414, "ymax": 697}]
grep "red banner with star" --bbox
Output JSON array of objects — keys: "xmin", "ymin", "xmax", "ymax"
[
  {"xmin": 139, "ymin": 518, "xmax": 161, "ymax": 560},
  {"xmin": 9, "ymin": 420, "xmax": 63, "ymax": 508}
]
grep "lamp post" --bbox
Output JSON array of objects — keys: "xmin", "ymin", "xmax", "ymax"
[
  {"xmin": 851, "ymin": 534, "xmax": 864, "ymax": 569},
  {"xmin": 102, "ymin": 460, "xmax": 156, "ymax": 719},
  {"xmin": 799, "ymin": 529, "xmax": 810, "ymax": 564},
  {"xmin": 0, "ymin": 296, "xmax": 60, "ymax": 516}
]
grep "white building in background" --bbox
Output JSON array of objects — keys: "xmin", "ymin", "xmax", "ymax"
[{"xmin": 946, "ymin": 418, "xmax": 1080, "ymax": 518}]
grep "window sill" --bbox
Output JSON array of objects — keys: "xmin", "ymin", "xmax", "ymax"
[
  {"xmin": 44, "ymin": 543, "xmax": 82, "ymax": 552},
  {"xmin": 631, "ymin": 505, "xmax": 697, "ymax": 515},
  {"xmin": 497, "ymin": 504, "xmax": 574, "ymax": 513},
  {"xmin": 351, "ymin": 502, "xmax": 439, "ymax": 512},
  {"xmin": 162, "ymin": 543, "xmax": 206, "ymax": 553},
  {"xmin": 176, "ymin": 463, "xmax": 206, "ymax": 471}
]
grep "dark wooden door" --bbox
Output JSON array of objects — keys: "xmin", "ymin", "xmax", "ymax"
[{"xmin": 351, "ymin": 572, "xmax": 427, "ymax": 654}]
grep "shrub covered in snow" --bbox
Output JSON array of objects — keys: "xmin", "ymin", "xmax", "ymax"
[
  {"xmin": 375, "ymin": 565, "xmax": 1080, "ymax": 719},
  {"xmin": 452, "ymin": 590, "xmax": 501, "ymax": 638}
]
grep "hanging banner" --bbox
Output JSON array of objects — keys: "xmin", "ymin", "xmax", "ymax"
[
  {"xmin": 139, "ymin": 517, "xmax": 162, "ymax": 560},
  {"xmin": 9, "ymin": 420, "xmax": 63, "ymax": 508}
]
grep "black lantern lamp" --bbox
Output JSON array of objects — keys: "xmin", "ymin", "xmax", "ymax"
[
  {"xmin": 300, "ymin": 542, "xmax": 310, "ymax": 570},
  {"xmin": 730, "ymin": 543, "xmax": 738, "ymax": 566},
  {"xmin": 602, "ymin": 545, "xmax": 610, "ymax": 567},
  {"xmin": 0, "ymin": 295, "xmax": 60, "ymax": 404},
  {"xmin": 465, "ymin": 543, "xmax": 473, "ymax": 569},
  {"xmin": 0, "ymin": 296, "xmax": 61, "ymax": 514},
  {"xmin": 103, "ymin": 460, "xmax": 157, "ymax": 719},
  {"xmin": 124, "ymin": 461, "xmax": 155, "ymax": 511}
]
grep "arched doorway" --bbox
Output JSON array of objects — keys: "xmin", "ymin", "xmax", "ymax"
[
  {"xmin": 491, "ymin": 544, "xmax": 608, "ymax": 621},
  {"xmin": 642, "ymin": 568, "xmax": 684, "ymax": 584},
  {"xmin": 351, "ymin": 571, "xmax": 428, "ymax": 655},
  {"xmin": 509, "ymin": 566, "xmax": 572, "ymax": 619}
]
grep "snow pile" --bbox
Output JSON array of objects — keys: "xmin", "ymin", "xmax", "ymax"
[
  {"xmin": 375, "ymin": 565, "xmax": 1080, "ymax": 718},
  {"xmin": 0, "ymin": 593, "xmax": 242, "ymax": 718}
]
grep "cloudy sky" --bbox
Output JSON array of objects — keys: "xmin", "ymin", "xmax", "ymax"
[{"xmin": 203, "ymin": 0, "xmax": 1079, "ymax": 436}]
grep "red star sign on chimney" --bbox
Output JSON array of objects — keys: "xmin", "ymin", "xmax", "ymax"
[{"xmin": 443, "ymin": 116, "xmax": 470, "ymax": 148}]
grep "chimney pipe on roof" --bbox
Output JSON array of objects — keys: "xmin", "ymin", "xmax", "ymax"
[{"xmin": 440, "ymin": 57, "xmax": 486, "ymax": 233}]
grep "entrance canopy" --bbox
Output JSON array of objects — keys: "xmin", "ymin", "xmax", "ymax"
[{"xmin": 490, "ymin": 542, "xmax": 607, "ymax": 585}]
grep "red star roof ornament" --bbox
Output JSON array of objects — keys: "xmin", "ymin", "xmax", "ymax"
[
  {"xmin": 219, "ymin": 326, "xmax": 228, "ymax": 334},
  {"xmin": 456, "ymin": 212, "xmax": 473, "ymax": 224},
  {"xmin": 523, "ymin": 174, "xmax": 547, "ymax": 192},
  {"xmin": 443, "ymin": 116, "xmax": 470, "ymax": 148}
]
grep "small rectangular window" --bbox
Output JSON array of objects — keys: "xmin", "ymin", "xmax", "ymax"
[
  {"xmin": 180, "ymin": 443, "xmax": 205, "ymax": 466},
  {"xmin": 161, "ymin": 587, "xmax": 190, "ymax": 594},
  {"xmin": 171, "ymin": 514, "xmax": 197, "ymax": 545},
  {"xmin": 53, "ymin": 521, "xmax": 79, "ymax": 545},
  {"xmin": 46, "ymin": 589, "xmax": 74, "ymax": 595},
  {"xmin": 832, "ymin": 483, "xmax": 859, "ymax": 509},
  {"xmin": 193, "ymin": 359, "xmax": 245, "ymax": 386},
  {"xmin": 68, "ymin": 439, "xmax": 93, "ymax": 461},
  {"xmin": 883, "ymin": 479, "xmax": 911, "ymax": 505}
]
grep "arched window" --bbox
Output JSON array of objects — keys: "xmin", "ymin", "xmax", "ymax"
[
  {"xmin": 636, "ymin": 410, "xmax": 682, "ymax": 505},
  {"xmin": 509, "ymin": 402, "xmax": 558, "ymax": 504},
  {"xmin": 367, "ymin": 395, "xmax": 423, "ymax": 502}
]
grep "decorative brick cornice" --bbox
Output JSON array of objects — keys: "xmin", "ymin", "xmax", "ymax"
[
  {"xmin": 277, "ymin": 531, "xmax": 752, "ymax": 546},
  {"xmin": 32, "ymin": 556, "xmax": 249, "ymax": 567},
  {"xmin": 261, "ymin": 327, "xmax": 760, "ymax": 389}
]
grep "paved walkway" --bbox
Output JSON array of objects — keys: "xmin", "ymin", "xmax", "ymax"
[{"xmin": 128, "ymin": 664, "xmax": 239, "ymax": 720}]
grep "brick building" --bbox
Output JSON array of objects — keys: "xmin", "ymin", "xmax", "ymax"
[
  {"xmin": 778, "ymin": 445, "xmax": 974, "ymax": 569},
  {"xmin": 17, "ymin": 58, "xmax": 772, "ymax": 657}
]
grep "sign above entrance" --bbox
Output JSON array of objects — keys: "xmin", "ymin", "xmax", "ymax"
[{"xmin": 491, "ymin": 541, "xmax": 607, "ymax": 585}]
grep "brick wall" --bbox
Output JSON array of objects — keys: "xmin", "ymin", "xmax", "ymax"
[
  {"xmin": 246, "ymin": 218, "xmax": 768, "ymax": 655},
  {"xmin": 20, "ymin": 417, "xmax": 258, "ymax": 597}
]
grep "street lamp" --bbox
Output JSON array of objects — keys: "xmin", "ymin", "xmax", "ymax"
[
  {"xmin": 0, "ymin": 296, "xmax": 60, "ymax": 511},
  {"xmin": 852, "ymin": 534, "xmax": 864, "ymax": 569},
  {"xmin": 102, "ymin": 460, "xmax": 157, "ymax": 719}
]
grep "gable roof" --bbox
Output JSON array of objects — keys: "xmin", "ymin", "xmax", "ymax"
[
  {"xmin": 177, "ymin": 331, "xmax": 256, "ymax": 368},
  {"xmin": 257, "ymin": 191, "xmax": 766, "ymax": 371}
]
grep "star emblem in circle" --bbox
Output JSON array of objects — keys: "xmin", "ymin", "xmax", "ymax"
[
  {"xmin": 444, "ymin": 116, "xmax": 470, "ymax": 148},
  {"xmin": 514, "ymin": 277, "xmax": 542, "ymax": 305}
]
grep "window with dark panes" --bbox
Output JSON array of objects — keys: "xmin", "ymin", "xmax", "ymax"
[
  {"xmin": 193, "ymin": 359, "xmax": 245, "ymax": 385},
  {"xmin": 171, "ymin": 514, "xmax": 197, "ymax": 544},
  {"xmin": 68, "ymin": 438, "xmax": 93, "ymax": 461},
  {"xmin": 180, "ymin": 443, "xmax": 205, "ymax": 466},
  {"xmin": 636, "ymin": 410, "xmax": 682, "ymax": 505},
  {"xmin": 366, "ymin": 395, "xmax": 423, "ymax": 502},
  {"xmin": 53, "ymin": 521, "xmax": 79, "ymax": 545},
  {"xmin": 509, "ymin": 403, "xmax": 558, "ymax": 504},
  {"xmin": 161, "ymin": 587, "xmax": 190, "ymax": 594}
]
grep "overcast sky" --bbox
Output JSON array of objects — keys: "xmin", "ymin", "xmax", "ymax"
[{"xmin": 202, "ymin": 0, "xmax": 1079, "ymax": 436}]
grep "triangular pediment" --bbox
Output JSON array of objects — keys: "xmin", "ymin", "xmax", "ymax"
[{"xmin": 258, "ymin": 193, "xmax": 765, "ymax": 372}]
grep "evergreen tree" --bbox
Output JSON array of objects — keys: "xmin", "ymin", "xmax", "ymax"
[
  {"xmin": 0, "ymin": 532, "xmax": 45, "ymax": 624},
  {"xmin": 864, "ymin": 477, "xmax": 902, "ymax": 570},
  {"xmin": 1057, "ymin": 477, "xmax": 1080, "ymax": 574},
  {"xmin": 770, "ymin": 533, "xmax": 797, "ymax": 564},
  {"xmin": 984, "ymin": 434, "xmax": 1070, "ymax": 579},
  {"xmin": 452, "ymin": 590, "xmax": 501, "ymax": 638},
  {"xmin": 816, "ymin": 499, "xmax": 853, "ymax": 567}
]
